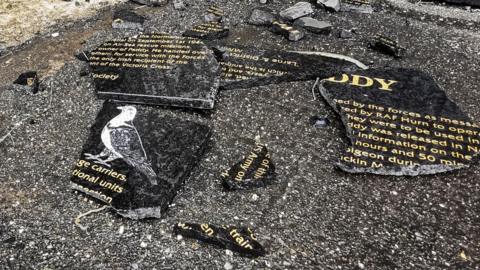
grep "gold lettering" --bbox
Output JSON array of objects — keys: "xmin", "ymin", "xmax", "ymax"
[{"xmin": 374, "ymin": 78, "xmax": 398, "ymax": 91}]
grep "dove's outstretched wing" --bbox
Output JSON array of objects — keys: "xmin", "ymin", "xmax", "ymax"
[{"xmin": 109, "ymin": 124, "xmax": 157, "ymax": 185}]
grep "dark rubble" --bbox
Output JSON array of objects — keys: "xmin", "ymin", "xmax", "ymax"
[{"xmin": 0, "ymin": 0, "xmax": 479, "ymax": 269}]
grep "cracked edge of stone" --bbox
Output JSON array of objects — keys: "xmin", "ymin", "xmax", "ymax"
[{"xmin": 317, "ymin": 79, "xmax": 478, "ymax": 176}]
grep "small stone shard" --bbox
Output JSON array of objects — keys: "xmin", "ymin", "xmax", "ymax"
[
  {"xmin": 369, "ymin": 34, "xmax": 406, "ymax": 58},
  {"xmin": 339, "ymin": 29, "xmax": 354, "ymax": 39},
  {"xmin": 319, "ymin": 68, "xmax": 480, "ymax": 176},
  {"xmin": 183, "ymin": 21, "xmax": 229, "ymax": 40},
  {"xmin": 173, "ymin": 222, "xmax": 266, "ymax": 257},
  {"xmin": 13, "ymin": 71, "xmax": 39, "ymax": 94},
  {"xmin": 112, "ymin": 9, "xmax": 145, "ymax": 30},
  {"xmin": 248, "ymin": 8, "xmax": 277, "ymax": 26},
  {"xmin": 205, "ymin": 5, "xmax": 224, "ymax": 22},
  {"xmin": 279, "ymin": 1, "xmax": 314, "ymax": 21},
  {"xmin": 173, "ymin": 0, "xmax": 186, "ymax": 10},
  {"xmin": 310, "ymin": 116, "xmax": 330, "ymax": 128},
  {"xmin": 293, "ymin": 17, "xmax": 332, "ymax": 34},
  {"xmin": 271, "ymin": 21, "xmax": 305, "ymax": 41},
  {"xmin": 312, "ymin": 0, "xmax": 341, "ymax": 12},
  {"xmin": 341, "ymin": 0, "xmax": 374, "ymax": 14},
  {"xmin": 221, "ymin": 143, "xmax": 276, "ymax": 190}
]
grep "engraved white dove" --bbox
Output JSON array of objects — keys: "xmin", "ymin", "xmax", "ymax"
[{"xmin": 84, "ymin": 106, "xmax": 157, "ymax": 185}]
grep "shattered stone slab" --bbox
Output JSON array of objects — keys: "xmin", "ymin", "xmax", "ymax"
[
  {"xmin": 279, "ymin": 1, "xmax": 314, "ymax": 21},
  {"xmin": 271, "ymin": 21, "xmax": 305, "ymax": 41},
  {"xmin": 221, "ymin": 143, "xmax": 275, "ymax": 190},
  {"xmin": 212, "ymin": 45, "xmax": 367, "ymax": 90},
  {"xmin": 369, "ymin": 34, "xmax": 406, "ymax": 58},
  {"xmin": 87, "ymin": 33, "xmax": 220, "ymax": 109},
  {"xmin": 319, "ymin": 68, "xmax": 480, "ymax": 176},
  {"xmin": 183, "ymin": 22, "xmax": 229, "ymax": 40},
  {"xmin": 71, "ymin": 102, "xmax": 211, "ymax": 219},
  {"xmin": 112, "ymin": 9, "xmax": 145, "ymax": 30},
  {"xmin": 173, "ymin": 222, "xmax": 266, "ymax": 257}
]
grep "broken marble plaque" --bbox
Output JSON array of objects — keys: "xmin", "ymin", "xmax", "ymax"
[
  {"xmin": 70, "ymin": 101, "xmax": 211, "ymax": 219},
  {"xmin": 173, "ymin": 222, "xmax": 266, "ymax": 257},
  {"xmin": 212, "ymin": 45, "xmax": 366, "ymax": 90},
  {"xmin": 183, "ymin": 21, "xmax": 229, "ymax": 40},
  {"xmin": 221, "ymin": 143, "xmax": 275, "ymax": 190},
  {"xmin": 319, "ymin": 68, "xmax": 480, "ymax": 176},
  {"xmin": 87, "ymin": 33, "xmax": 220, "ymax": 109}
]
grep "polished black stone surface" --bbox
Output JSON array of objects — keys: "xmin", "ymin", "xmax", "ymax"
[
  {"xmin": 71, "ymin": 102, "xmax": 211, "ymax": 219},
  {"xmin": 320, "ymin": 68, "xmax": 480, "ymax": 175},
  {"xmin": 221, "ymin": 143, "xmax": 275, "ymax": 190},
  {"xmin": 173, "ymin": 222, "xmax": 266, "ymax": 257},
  {"xmin": 88, "ymin": 33, "xmax": 220, "ymax": 109},
  {"xmin": 212, "ymin": 45, "xmax": 363, "ymax": 90}
]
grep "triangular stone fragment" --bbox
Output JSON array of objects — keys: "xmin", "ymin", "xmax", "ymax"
[{"xmin": 221, "ymin": 143, "xmax": 275, "ymax": 190}]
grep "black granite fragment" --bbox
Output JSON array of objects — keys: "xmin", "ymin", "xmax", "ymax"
[
  {"xmin": 71, "ymin": 102, "xmax": 211, "ymax": 219},
  {"xmin": 173, "ymin": 222, "xmax": 266, "ymax": 257},
  {"xmin": 212, "ymin": 45, "xmax": 365, "ymax": 90},
  {"xmin": 441, "ymin": 0, "xmax": 480, "ymax": 7},
  {"xmin": 320, "ymin": 68, "xmax": 480, "ymax": 176},
  {"xmin": 205, "ymin": 5, "xmax": 224, "ymax": 22},
  {"xmin": 271, "ymin": 21, "xmax": 305, "ymax": 41},
  {"xmin": 75, "ymin": 51, "xmax": 90, "ymax": 62},
  {"xmin": 13, "ymin": 71, "xmax": 39, "ymax": 94},
  {"xmin": 183, "ymin": 22, "xmax": 229, "ymax": 40},
  {"xmin": 221, "ymin": 143, "xmax": 275, "ymax": 190},
  {"xmin": 88, "ymin": 33, "xmax": 220, "ymax": 109},
  {"xmin": 369, "ymin": 34, "xmax": 406, "ymax": 58},
  {"xmin": 112, "ymin": 9, "xmax": 145, "ymax": 30}
]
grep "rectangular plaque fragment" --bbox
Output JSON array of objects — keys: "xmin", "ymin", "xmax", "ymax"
[
  {"xmin": 71, "ymin": 102, "xmax": 211, "ymax": 219},
  {"xmin": 88, "ymin": 33, "xmax": 220, "ymax": 109}
]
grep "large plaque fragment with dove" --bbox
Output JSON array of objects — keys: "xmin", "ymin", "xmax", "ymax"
[{"xmin": 71, "ymin": 102, "xmax": 211, "ymax": 219}]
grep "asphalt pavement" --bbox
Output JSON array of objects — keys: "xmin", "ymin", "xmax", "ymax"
[{"xmin": 0, "ymin": 1, "xmax": 479, "ymax": 269}]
